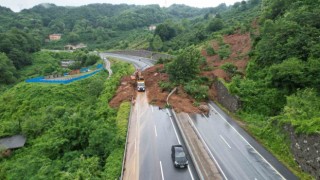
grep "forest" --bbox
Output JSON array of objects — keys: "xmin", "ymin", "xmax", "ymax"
[{"xmin": 0, "ymin": 59, "xmax": 134, "ymax": 179}]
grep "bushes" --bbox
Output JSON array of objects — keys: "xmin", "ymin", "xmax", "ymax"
[
  {"xmin": 218, "ymin": 44, "xmax": 231, "ymax": 60},
  {"xmin": 220, "ymin": 62, "xmax": 238, "ymax": 77},
  {"xmin": 277, "ymin": 88, "xmax": 320, "ymax": 134},
  {"xmin": 184, "ymin": 80, "xmax": 209, "ymax": 101},
  {"xmin": 206, "ymin": 45, "xmax": 215, "ymax": 56},
  {"xmin": 0, "ymin": 59, "xmax": 134, "ymax": 179},
  {"xmin": 158, "ymin": 81, "xmax": 175, "ymax": 92},
  {"xmin": 116, "ymin": 102, "xmax": 131, "ymax": 141},
  {"xmin": 103, "ymin": 148, "xmax": 124, "ymax": 180}
]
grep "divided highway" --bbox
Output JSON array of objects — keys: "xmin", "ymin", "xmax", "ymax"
[
  {"xmin": 100, "ymin": 53, "xmax": 198, "ymax": 180},
  {"xmin": 135, "ymin": 93, "xmax": 197, "ymax": 180},
  {"xmin": 101, "ymin": 52, "xmax": 297, "ymax": 180}
]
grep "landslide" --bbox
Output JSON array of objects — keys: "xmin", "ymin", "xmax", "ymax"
[{"xmin": 109, "ymin": 33, "xmax": 252, "ymax": 113}]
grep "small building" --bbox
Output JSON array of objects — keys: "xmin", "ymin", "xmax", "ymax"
[
  {"xmin": 148, "ymin": 25, "xmax": 157, "ymax": 31},
  {"xmin": 61, "ymin": 60, "xmax": 76, "ymax": 68},
  {"xmin": 64, "ymin": 43, "xmax": 87, "ymax": 51},
  {"xmin": 49, "ymin": 34, "xmax": 62, "ymax": 41},
  {"xmin": 0, "ymin": 135, "xmax": 26, "ymax": 157}
]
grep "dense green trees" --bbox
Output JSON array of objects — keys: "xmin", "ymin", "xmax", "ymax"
[
  {"xmin": 152, "ymin": 35, "xmax": 163, "ymax": 51},
  {"xmin": 0, "ymin": 29, "xmax": 40, "ymax": 70},
  {"xmin": 207, "ymin": 18, "xmax": 224, "ymax": 32},
  {"xmin": 154, "ymin": 23, "xmax": 177, "ymax": 41},
  {"xmin": 166, "ymin": 46, "xmax": 201, "ymax": 83},
  {"xmin": 0, "ymin": 53, "xmax": 16, "ymax": 84},
  {"xmin": 0, "ymin": 60, "xmax": 134, "ymax": 179}
]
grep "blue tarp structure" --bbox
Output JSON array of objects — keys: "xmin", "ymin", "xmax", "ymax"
[
  {"xmin": 80, "ymin": 67, "xmax": 89, "ymax": 73},
  {"xmin": 96, "ymin": 64, "xmax": 103, "ymax": 69},
  {"xmin": 26, "ymin": 64, "xmax": 104, "ymax": 84}
]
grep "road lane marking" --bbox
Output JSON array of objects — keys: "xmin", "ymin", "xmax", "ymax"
[
  {"xmin": 135, "ymin": 139, "xmax": 137, "ymax": 152},
  {"xmin": 151, "ymin": 105, "xmax": 154, "ymax": 112},
  {"xmin": 208, "ymin": 103, "xmax": 286, "ymax": 180},
  {"xmin": 154, "ymin": 125, "xmax": 158, "ymax": 137},
  {"xmin": 188, "ymin": 166, "xmax": 195, "ymax": 180},
  {"xmin": 187, "ymin": 114, "xmax": 228, "ymax": 180},
  {"xmin": 166, "ymin": 109, "xmax": 181, "ymax": 144},
  {"xmin": 202, "ymin": 113, "xmax": 209, "ymax": 120},
  {"xmin": 160, "ymin": 161, "xmax": 164, "ymax": 180},
  {"xmin": 220, "ymin": 135, "xmax": 231, "ymax": 149}
]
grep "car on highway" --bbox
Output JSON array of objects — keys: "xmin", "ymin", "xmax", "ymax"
[{"xmin": 171, "ymin": 145, "xmax": 188, "ymax": 168}]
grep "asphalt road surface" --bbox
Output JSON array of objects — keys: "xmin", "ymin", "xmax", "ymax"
[
  {"xmin": 101, "ymin": 52, "xmax": 297, "ymax": 180},
  {"xmin": 100, "ymin": 53, "xmax": 154, "ymax": 70},
  {"xmin": 188, "ymin": 101, "xmax": 298, "ymax": 180},
  {"xmin": 136, "ymin": 93, "xmax": 197, "ymax": 180},
  {"xmin": 102, "ymin": 53, "xmax": 198, "ymax": 180}
]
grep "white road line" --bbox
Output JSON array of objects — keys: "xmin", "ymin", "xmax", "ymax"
[
  {"xmin": 188, "ymin": 166, "xmax": 195, "ymax": 180},
  {"xmin": 135, "ymin": 139, "xmax": 137, "ymax": 152},
  {"xmin": 160, "ymin": 161, "xmax": 164, "ymax": 180},
  {"xmin": 187, "ymin": 114, "xmax": 228, "ymax": 180},
  {"xmin": 151, "ymin": 105, "xmax": 154, "ymax": 112},
  {"xmin": 208, "ymin": 103, "xmax": 286, "ymax": 180},
  {"xmin": 202, "ymin": 113, "xmax": 209, "ymax": 120},
  {"xmin": 154, "ymin": 125, "xmax": 158, "ymax": 137},
  {"xmin": 166, "ymin": 109, "xmax": 181, "ymax": 144},
  {"xmin": 171, "ymin": 110, "xmax": 197, "ymax": 180},
  {"xmin": 219, "ymin": 135, "xmax": 231, "ymax": 149}
]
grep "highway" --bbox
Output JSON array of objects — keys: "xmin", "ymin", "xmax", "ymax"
[
  {"xmin": 100, "ymin": 53, "xmax": 154, "ymax": 70},
  {"xmin": 101, "ymin": 53, "xmax": 198, "ymax": 180},
  {"xmin": 135, "ymin": 93, "xmax": 197, "ymax": 180},
  {"xmin": 188, "ymin": 101, "xmax": 298, "ymax": 180},
  {"xmin": 101, "ymin": 52, "xmax": 297, "ymax": 180}
]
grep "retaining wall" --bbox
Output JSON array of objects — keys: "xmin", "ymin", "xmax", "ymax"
[{"xmin": 214, "ymin": 80, "xmax": 241, "ymax": 113}]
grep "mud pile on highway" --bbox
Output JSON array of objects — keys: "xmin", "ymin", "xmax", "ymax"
[
  {"xmin": 109, "ymin": 33, "xmax": 252, "ymax": 112},
  {"xmin": 108, "ymin": 64, "xmax": 206, "ymax": 113},
  {"xmin": 143, "ymin": 64, "xmax": 205, "ymax": 113},
  {"xmin": 109, "ymin": 76, "xmax": 136, "ymax": 108}
]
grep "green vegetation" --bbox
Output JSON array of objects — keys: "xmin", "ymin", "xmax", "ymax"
[
  {"xmin": 223, "ymin": 0, "xmax": 320, "ymax": 178},
  {"xmin": 277, "ymin": 88, "xmax": 320, "ymax": 134},
  {"xmin": 166, "ymin": 46, "xmax": 201, "ymax": 83},
  {"xmin": 220, "ymin": 62, "xmax": 238, "ymax": 77},
  {"xmin": 0, "ymin": 29, "xmax": 41, "ymax": 85},
  {"xmin": 0, "ymin": 60, "xmax": 134, "ymax": 179},
  {"xmin": 206, "ymin": 45, "xmax": 215, "ymax": 56}
]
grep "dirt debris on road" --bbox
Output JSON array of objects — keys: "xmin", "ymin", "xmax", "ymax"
[
  {"xmin": 109, "ymin": 76, "xmax": 136, "ymax": 108},
  {"xmin": 109, "ymin": 33, "xmax": 252, "ymax": 113}
]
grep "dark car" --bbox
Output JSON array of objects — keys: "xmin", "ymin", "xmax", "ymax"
[{"xmin": 171, "ymin": 145, "xmax": 188, "ymax": 168}]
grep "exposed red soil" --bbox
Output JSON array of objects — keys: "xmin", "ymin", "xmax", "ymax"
[
  {"xmin": 109, "ymin": 32, "xmax": 252, "ymax": 113},
  {"xmin": 202, "ymin": 33, "xmax": 251, "ymax": 81},
  {"xmin": 144, "ymin": 65, "xmax": 203, "ymax": 113},
  {"xmin": 109, "ymin": 76, "xmax": 136, "ymax": 108}
]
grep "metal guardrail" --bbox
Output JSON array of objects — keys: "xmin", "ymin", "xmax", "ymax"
[
  {"xmin": 171, "ymin": 110, "xmax": 204, "ymax": 180},
  {"xmin": 119, "ymin": 97, "xmax": 134, "ymax": 180}
]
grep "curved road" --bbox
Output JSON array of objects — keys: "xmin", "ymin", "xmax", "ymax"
[
  {"xmin": 100, "ymin": 52, "xmax": 297, "ymax": 180},
  {"xmin": 100, "ymin": 53, "xmax": 198, "ymax": 180}
]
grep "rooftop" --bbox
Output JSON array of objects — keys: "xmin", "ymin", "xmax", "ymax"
[{"xmin": 0, "ymin": 135, "xmax": 26, "ymax": 149}]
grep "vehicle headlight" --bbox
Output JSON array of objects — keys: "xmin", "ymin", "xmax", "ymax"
[{"xmin": 174, "ymin": 161, "xmax": 178, "ymax": 165}]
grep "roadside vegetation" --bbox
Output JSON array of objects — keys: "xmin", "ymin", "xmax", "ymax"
[{"xmin": 0, "ymin": 60, "xmax": 134, "ymax": 179}]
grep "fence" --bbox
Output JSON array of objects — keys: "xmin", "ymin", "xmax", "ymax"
[{"xmin": 26, "ymin": 69, "xmax": 103, "ymax": 84}]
